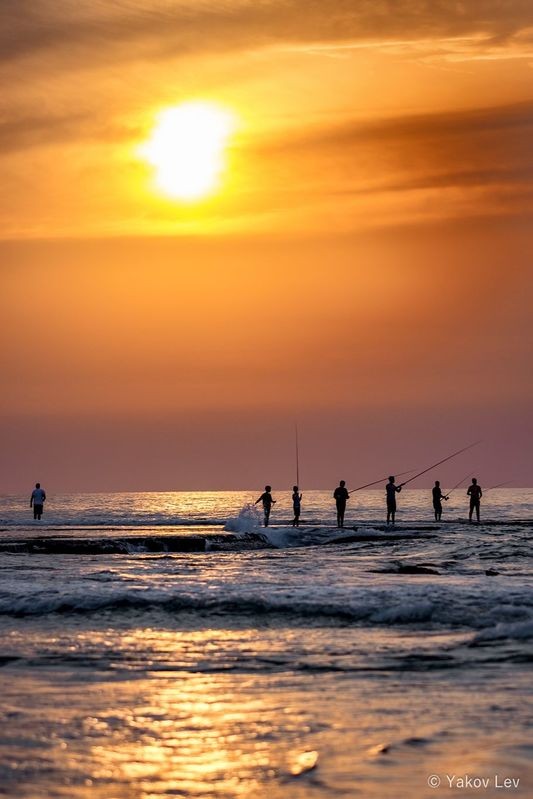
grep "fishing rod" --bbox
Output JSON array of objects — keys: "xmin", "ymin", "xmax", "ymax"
[
  {"xmin": 349, "ymin": 468, "xmax": 415, "ymax": 494},
  {"xmin": 486, "ymin": 480, "xmax": 513, "ymax": 491},
  {"xmin": 399, "ymin": 441, "xmax": 481, "ymax": 488},
  {"xmin": 295, "ymin": 423, "xmax": 300, "ymax": 487},
  {"xmin": 444, "ymin": 471, "xmax": 472, "ymax": 500}
]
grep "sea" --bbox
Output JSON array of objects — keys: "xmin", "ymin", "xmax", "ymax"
[{"xmin": 0, "ymin": 489, "xmax": 531, "ymax": 799}]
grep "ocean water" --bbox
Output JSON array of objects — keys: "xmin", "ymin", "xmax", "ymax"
[{"xmin": 0, "ymin": 489, "xmax": 531, "ymax": 798}]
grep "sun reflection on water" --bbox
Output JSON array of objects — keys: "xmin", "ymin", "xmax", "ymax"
[{"xmin": 86, "ymin": 670, "xmax": 313, "ymax": 798}]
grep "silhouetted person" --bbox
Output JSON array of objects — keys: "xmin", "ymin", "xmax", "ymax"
[
  {"xmin": 386, "ymin": 476, "xmax": 402, "ymax": 525},
  {"xmin": 432, "ymin": 480, "xmax": 448, "ymax": 521},
  {"xmin": 467, "ymin": 478, "xmax": 482, "ymax": 523},
  {"xmin": 292, "ymin": 485, "xmax": 302, "ymax": 527},
  {"xmin": 255, "ymin": 485, "xmax": 276, "ymax": 527},
  {"xmin": 333, "ymin": 480, "xmax": 349, "ymax": 528},
  {"xmin": 30, "ymin": 482, "xmax": 46, "ymax": 520}
]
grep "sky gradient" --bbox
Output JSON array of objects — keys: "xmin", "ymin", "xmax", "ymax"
[{"xmin": 1, "ymin": 1, "xmax": 532, "ymax": 491}]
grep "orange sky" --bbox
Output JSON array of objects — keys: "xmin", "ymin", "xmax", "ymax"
[{"xmin": 1, "ymin": 1, "xmax": 532, "ymax": 490}]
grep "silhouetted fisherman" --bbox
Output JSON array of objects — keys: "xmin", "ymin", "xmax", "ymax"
[
  {"xmin": 255, "ymin": 485, "xmax": 276, "ymax": 527},
  {"xmin": 432, "ymin": 480, "xmax": 448, "ymax": 521},
  {"xmin": 292, "ymin": 485, "xmax": 302, "ymax": 527},
  {"xmin": 30, "ymin": 482, "xmax": 46, "ymax": 520},
  {"xmin": 467, "ymin": 478, "xmax": 482, "ymax": 523},
  {"xmin": 386, "ymin": 476, "xmax": 403, "ymax": 525},
  {"xmin": 333, "ymin": 480, "xmax": 349, "ymax": 528}
]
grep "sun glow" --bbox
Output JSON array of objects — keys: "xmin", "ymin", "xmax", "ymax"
[{"xmin": 139, "ymin": 102, "xmax": 235, "ymax": 201}]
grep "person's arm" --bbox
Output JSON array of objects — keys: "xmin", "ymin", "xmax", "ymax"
[
  {"xmin": 479, "ymin": 488, "xmax": 483, "ymax": 498},
  {"xmin": 299, "ymin": 493, "xmax": 302, "ymax": 501},
  {"xmin": 396, "ymin": 485, "xmax": 402, "ymax": 493},
  {"xmin": 467, "ymin": 487, "xmax": 472, "ymax": 496},
  {"xmin": 30, "ymin": 493, "xmax": 33, "ymax": 507},
  {"xmin": 254, "ymin": 495, "xmax": 262, "ymax": 505},
  {"xmin": 42, "ymin": 491, "xmax": 46, "ymax": 502}
]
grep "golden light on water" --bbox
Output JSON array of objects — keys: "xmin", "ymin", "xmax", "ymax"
[{"xmin": 139, "ymin": 102, "xmax": 235, "ymax": 201}]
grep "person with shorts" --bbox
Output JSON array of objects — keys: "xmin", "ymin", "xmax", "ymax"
[
  {"xmin": 467, "ymin": 478, "xmax": 482, "ymax": 523},
  {"xmin": 432, "ymin": 480, "xmax": 448, "ymax": 521},
  {"xmin": 292, "ymin": 485, "xmax": 302, "ymax": 527},
  {"xmin": 333, "ymin": 480, "xmax": 349, "ymax": 528},
  {"xmin": 30, "ymin": 482, "xmax": 46, "ymax": 520},
  {"xmin": 386, "ymin": 476, "xmax": 402, "ymax": 525},
  {"xmin": 255, "ymin": 485, "xmax": 276, "ymax": 527}
]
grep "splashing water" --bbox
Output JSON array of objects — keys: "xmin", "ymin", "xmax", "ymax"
[{"xmin": 224, "ymin": 503, "xmax": 263, "ymax": 533}]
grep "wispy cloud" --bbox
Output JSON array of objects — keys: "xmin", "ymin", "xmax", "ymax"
[{"xmin": 2, "ymin": 1, "xmax": 533, "ymax": 69}]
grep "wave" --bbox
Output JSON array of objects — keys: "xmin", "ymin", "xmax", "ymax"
[
  {"xmin": 0, "ymin": 590, "xmax": 439, "ymax": 621},
  {"xmin": 224, "ymin": 503, "xmax": 263, "ymax": 532},
  {"xmin": 1, "ymin": 583, "xmax": 531, "ymax": 642},
  {"xmin": 471, "ymin": 619, "xmax": 533, "ymax": 644}
]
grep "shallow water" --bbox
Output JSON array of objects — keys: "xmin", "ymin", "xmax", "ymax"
[{"xmin": 0, "ymin": 490, "xmax": 531, "ymax": 797}]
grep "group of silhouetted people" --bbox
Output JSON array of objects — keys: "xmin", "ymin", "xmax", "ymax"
[
  {"xmin": 255, "ymin": 477, "xmax": 484, "ymax": 527},
  {"xmin": 254, "ymin": 485, "xmax": 302, "ymax": 527},
  {"xmin": 29, "ymin": 477, "xmax": 484, "ymax": 527}
]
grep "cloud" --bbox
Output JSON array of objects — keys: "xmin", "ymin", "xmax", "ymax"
[
  {"xmin": 2, "ymin": 0, "xmax": 533, "ymax": 69},
  {"xmin": 0, "ymin": 112, "xmax": 91, "ymax": 154},
  {"xmin": 248, "ymin": 100, "xmax": 533, "ymax": 207}
]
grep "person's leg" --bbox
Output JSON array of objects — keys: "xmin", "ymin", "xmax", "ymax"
[
  {"xmin": 264, "ymin": 509, "xmax": 270, "ymax": 527},
  {"xmin": 295, "ymin": 511, "xmax": 300, "ymax": 528},
  {"xmin": 476, "ymin": 503, "xmax": 480, "ymax": 523}
]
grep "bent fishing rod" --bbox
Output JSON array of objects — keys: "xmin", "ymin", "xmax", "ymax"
[{"xmin": 396, "ymin": 441, "xmax": 481, "ymax": 488}]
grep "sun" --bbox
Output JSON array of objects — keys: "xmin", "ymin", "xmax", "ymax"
[{"xmin": 139, "ymin": 102, "xmax": 235, "ymax": 201}]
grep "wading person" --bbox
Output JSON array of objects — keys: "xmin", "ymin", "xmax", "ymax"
[
  {"xmin": 467, "ymin": 478, "xmax": 482, "ymax": 523},
  {"xmin": 333, "ymin": 480, "xmax": 349, "ymax": 528},
  {"xmin": 432, "ymin": 480, "xmax": 448, "ymax": 522},
  {"xmin": 292, "ymin": 485, "xmax": 302, "ymax": 527},
  {"xmin": 386, "ymin": 476, "xmax": 402, "ymax": 525},
  {"xmin": 255, "ymin": 485, "xmax": 276, "ymax": 527},
  {"xmin": 30, "ymin": 482, "xmax": 46, "ymax": 520}
]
